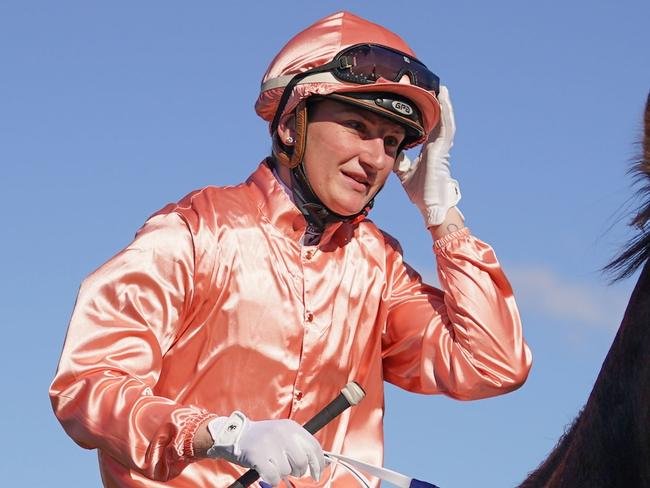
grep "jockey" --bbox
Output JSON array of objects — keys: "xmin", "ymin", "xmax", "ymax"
[{"xmin": 50, "ymin": 11, "xmax": 532, "ymax": 488}]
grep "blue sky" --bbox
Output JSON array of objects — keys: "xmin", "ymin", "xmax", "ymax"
[{"xmin": 2, "ymin": 1, "xmax": 649, "ymax": 486}]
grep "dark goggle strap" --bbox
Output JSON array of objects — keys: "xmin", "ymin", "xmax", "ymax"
[{"xmin": 270, "ymin": 58, "xmax": 342, "ymax": 135}]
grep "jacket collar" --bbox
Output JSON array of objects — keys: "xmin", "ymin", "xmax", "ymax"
[{"xmin": 247, "ymin": 160, "xmax": 344, "ymax": 246}]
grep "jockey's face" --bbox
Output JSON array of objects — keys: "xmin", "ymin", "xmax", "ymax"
[{"xmin": 299, "ymin": 99, "xmax": 406, "ymax": 216}]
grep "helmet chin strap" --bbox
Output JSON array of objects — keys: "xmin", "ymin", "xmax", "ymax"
[{"xmin": 289, "ymin": 161, "xmax": 376, "ymax": 245}]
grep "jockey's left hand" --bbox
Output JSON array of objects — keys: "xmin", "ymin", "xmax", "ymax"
[{"xmin": 394, "ymin": 85, "xmax": 462, "ymax": 228}]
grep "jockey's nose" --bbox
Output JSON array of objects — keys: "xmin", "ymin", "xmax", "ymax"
[{"xmin": 359, "ymin": 136, "xmax": 390, "ymax": 172}]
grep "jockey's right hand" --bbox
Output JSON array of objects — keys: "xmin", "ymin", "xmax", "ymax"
[{"xmin": 206, "ymin": 411, "xmax": 325, "ymax": 486}]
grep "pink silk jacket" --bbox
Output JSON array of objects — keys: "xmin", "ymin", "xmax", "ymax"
[{"xmin": 50, "ymin": 161, "xmax": 532, "ymax": 487}]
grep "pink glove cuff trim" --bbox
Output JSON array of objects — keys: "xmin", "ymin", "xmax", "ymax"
[
  {"xmin": 433, "ymin": 227, "xmax": 471, "ymax": 251},
  {"xmin": 182, "ymin": 412, "xmax": 220, "ymax": 459}
]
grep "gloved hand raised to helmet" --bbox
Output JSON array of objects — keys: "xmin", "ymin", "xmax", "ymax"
[
  {"xmin": 394, "ymin": 86, "xmax": 462, "ymax": 228},
  {"xmin": 206, "ymin": 411, "xmax": 326, "ymax": 487}
]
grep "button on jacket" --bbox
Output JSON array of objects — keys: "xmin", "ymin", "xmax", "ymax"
[{"xmin": 50, "ymin": 160, "xmax": 532, "ymax": 487}]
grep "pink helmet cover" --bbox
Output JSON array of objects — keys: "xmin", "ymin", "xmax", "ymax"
[{"xmin": 255, "ymin": 11, "xmax": 441, "ymax": 142}]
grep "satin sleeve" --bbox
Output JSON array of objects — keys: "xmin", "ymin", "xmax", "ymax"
[
  {"xmin": 381, "ymin": 227, "xmax": 532, "ymax": 400},
  {"xmin": 49, "ymin": 212, "xmax": 213, "ymax": 481}
]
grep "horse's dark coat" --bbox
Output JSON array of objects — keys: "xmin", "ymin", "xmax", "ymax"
[{"xmin": 519, "ymin": 93, "xmax": 650, "ymax": 488}]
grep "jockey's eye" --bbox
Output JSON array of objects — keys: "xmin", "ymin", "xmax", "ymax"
[
  {"xmin": 343, "ymin": 120, "xmax": 366, "ymax": 133},
  {"xmin": 384, "ymin": 135, "xmax": 400, "ymax": 148}
]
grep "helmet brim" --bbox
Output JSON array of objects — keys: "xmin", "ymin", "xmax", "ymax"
[{"xmin": 258, "ymin": 75, "xmax": 440, "ymax": 147}]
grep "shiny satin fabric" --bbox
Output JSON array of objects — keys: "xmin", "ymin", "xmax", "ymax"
[
  {"xmin": 255, "ymin": 11, "xmax": 441, "ymax": 141},
  {"xmin": 50, "ymin": 161, "xmax": 531, "ymax": 487}
]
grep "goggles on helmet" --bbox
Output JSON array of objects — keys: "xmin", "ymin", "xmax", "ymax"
[
  {"xmin": 269, "ymin": 43, "xmax": 440, "ymax": 134},
  {"xmin": 331, "ymin": 43, "xmax": 440, "ymax": 93}
]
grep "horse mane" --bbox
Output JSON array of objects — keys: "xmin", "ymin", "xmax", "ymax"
[
  {"xmin": 604, "ymin": 92, "xmax": 650, "ymax": 281},
  {"xmin": 519, "ymin": 91, "xmax": 650, "ymax": 487}
]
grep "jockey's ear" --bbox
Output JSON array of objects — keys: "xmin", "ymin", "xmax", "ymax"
[{"xmin": 276, "ymin": 111, "xmax": 296, "ymax": 145}]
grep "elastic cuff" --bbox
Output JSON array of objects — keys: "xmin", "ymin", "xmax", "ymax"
[
  {"xmin": 433, "ymin": 227, "xmax": 471, "ymax": 252},
  {"xmin": 181, "ymin": 412, "xmax": 220, "ymax": 459}
]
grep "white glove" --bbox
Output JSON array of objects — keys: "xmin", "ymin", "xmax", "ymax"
[
  {"xmin": 206, "ymin": 411, "xmax": 325, "ymax": 487},
  {"xmin": 394, "ymin": 85, "xmax": 462, "ymax": 227}
]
